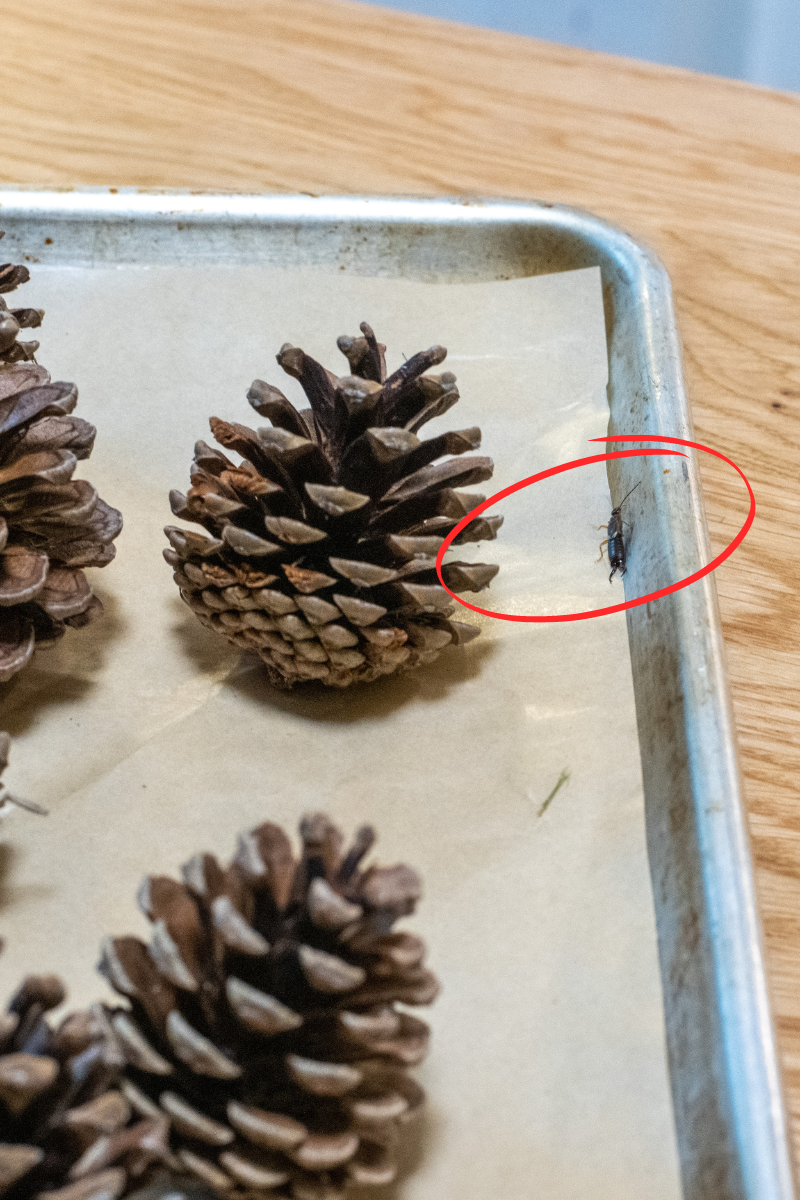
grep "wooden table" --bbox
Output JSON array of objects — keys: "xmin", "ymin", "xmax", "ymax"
[{"xmin": 4, "ymin": 0, "xmax": 800, "ymax": 1159}]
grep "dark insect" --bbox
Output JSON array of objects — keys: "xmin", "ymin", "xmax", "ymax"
[{"xmin": 597, "ymin": 482, "xmax": 640, "ymax": 582}]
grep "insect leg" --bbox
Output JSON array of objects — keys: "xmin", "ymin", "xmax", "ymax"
[{"xmin": 597, "ymin": 539, "xmax": 608, "ymax": 563}]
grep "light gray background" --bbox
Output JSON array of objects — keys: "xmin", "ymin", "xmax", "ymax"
[{"xmin": 353, "ymin": 0, "xmax": 800, "ymax": 92}]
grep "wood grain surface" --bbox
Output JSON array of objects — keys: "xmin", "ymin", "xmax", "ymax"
[{"xmin": 3, "ymin": 0, "xmax": 800, "ymax": 1157}]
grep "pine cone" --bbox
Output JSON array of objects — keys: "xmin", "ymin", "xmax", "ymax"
[
  {"xmin": 0, "ymin": 966, "xmax": 169, "ymax": 1200},
  {"xmin": 0, "ymin": 238, "xmax": 123, "ymax": 682},
  {"xmin": 165, "ymin": 323, "xmax": 501, "ymax": 688},
  {"xmin": 99, "ymin": 814, "xmax": 439, "ymax": 1200}
]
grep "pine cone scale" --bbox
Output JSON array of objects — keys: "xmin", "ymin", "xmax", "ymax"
[
  {"xmin": 226, "ymin": 1103, "xmax": 306, "ymax": 1152},
  {"xmin": 36, "ymin": 1166, "xmax": 127, "ymax": 1200},
  {"xmin": 0, "ymin": 385, "xmax": 78, "ymax": 439},
  {"xmin": 0, "ymin": 548, "xmax": 49, "ymax": 606},
  {"xmin": 36, "ymin": 570, "xmax": 93, "ymax": 621},
  {"xmin": 0, "ymin": 612, "xmax": 35, "ymax": 680},
  {"xmin": 0, "ymin": 1146, "xmax": 45, "ymax": 1194},
  {"xmin": 220, "ymin": 1146, "xmax": 290, "ymax": 1190},
  {"xmin": 60, "ymin": 1094, "xmax": 130, "ymax": 1139},
  {"xmin": 158, "ymin": 1092, "xmax": 232, "ymax": 1146},
  {"xmin": 0, "ymin": 367, "xmax": 50, "ymax": 405},
  {"xmin": 0, "ymin": 264, "xmax": 30, "ymax": 294},
  {"xmin": 290, "ymin": 1131, "xmax": 358, "ymax": 1172}
]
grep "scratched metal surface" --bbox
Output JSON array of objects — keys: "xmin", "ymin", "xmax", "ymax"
[{"xmin": 0, "ymin": 191, "xmax": 792, "ymax": 1200}]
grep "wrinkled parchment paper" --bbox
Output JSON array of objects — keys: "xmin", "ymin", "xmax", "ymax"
[{"xmin": 0, "ymin": 265, "xmax": 681, "ymax": 1199}]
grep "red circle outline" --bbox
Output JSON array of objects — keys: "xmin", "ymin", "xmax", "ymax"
[{"xmin": 434, "ymin": 435, "xmax": 755, "ymax": 623}]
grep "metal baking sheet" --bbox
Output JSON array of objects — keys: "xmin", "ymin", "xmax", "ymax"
[{"xmin": 0, "ymin": 190, "xmax": 793, "ymax": 1200}]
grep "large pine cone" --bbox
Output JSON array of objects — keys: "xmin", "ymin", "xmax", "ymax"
[
  {"xmin": 0, "ymin": 968, "xmax": 169, "ymax": 1200},
  {"xmin": 0, "ymin": 241, "xmax": 123, "ymax": 682},
  {"xmin": 99, "ymin": 814, "xmax": 439, "ymax": 1200},
  {"xmin": 165, "ymin": 323, "xmax": 501, "ymax": 688}
]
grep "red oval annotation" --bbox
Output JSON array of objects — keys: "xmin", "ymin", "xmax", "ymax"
[{"xmin": 434, "ymin": 435, "xmax": 755, "ymax": 624}]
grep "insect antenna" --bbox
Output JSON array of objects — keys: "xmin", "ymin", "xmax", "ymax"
[{"xmin": 617, "ymin": 481, "xmax": 641, "ymax": 510}]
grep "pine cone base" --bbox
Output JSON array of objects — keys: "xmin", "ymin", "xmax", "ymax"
[{"xmin": 180, "ymin": 580, "xmax": 466, "ymax": 691}]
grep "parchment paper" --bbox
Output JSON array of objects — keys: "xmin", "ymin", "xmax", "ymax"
[{"xmin": 0, "ymin": 264, "xmax": 681, "ymax": 1199}]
